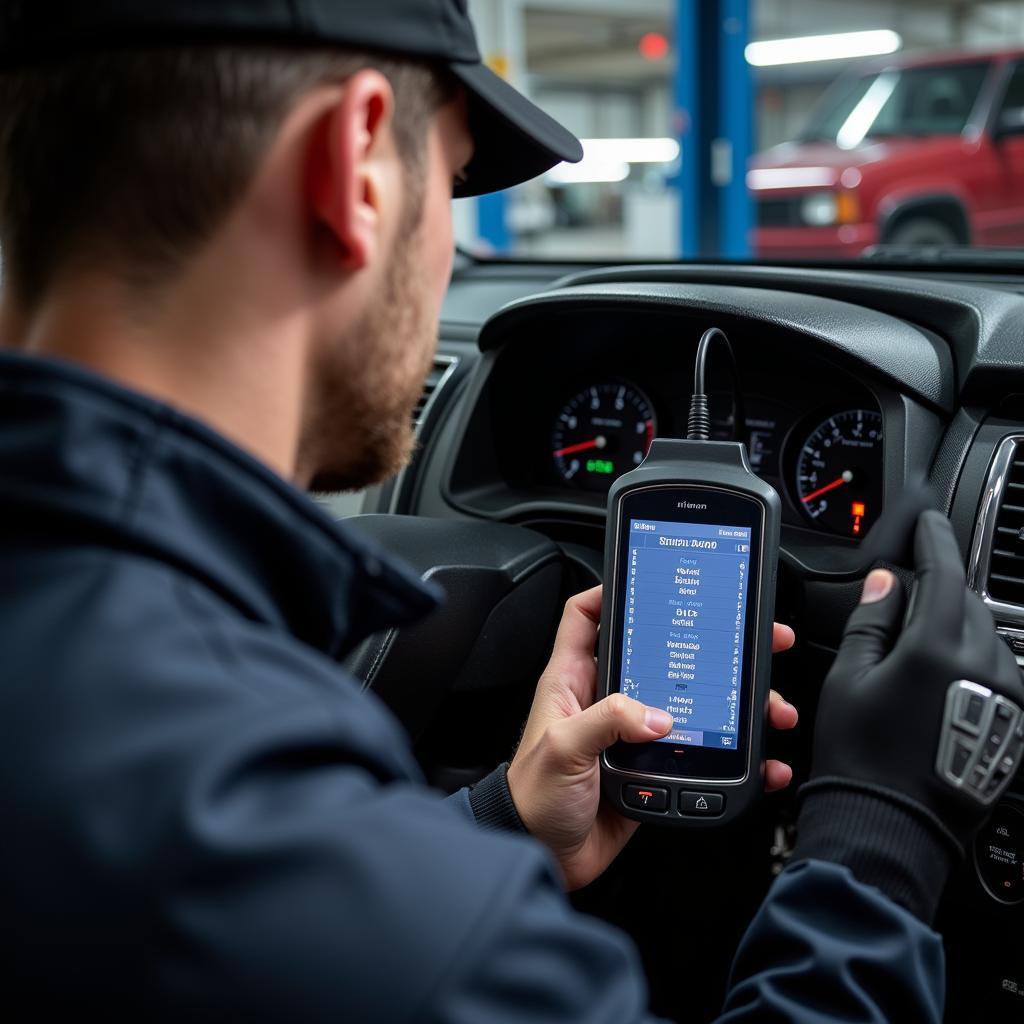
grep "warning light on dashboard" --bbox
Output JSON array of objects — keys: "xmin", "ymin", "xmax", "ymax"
[{"xmin": 851, "ymin": 501, "xmax": 866, "ymax": 536}]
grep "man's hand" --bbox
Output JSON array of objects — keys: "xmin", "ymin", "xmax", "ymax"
[{"xmin": 507, "ymin": 586, "xmax": 797, "ymax": 891}]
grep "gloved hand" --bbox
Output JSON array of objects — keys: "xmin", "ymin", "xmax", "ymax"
[{"xmin": 794, "ymin": 511, "xmax": 1024, "ymax": 922}]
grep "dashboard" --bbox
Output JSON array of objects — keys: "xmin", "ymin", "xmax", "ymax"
[
  {"xmin": 351, "ymin": 260, "xmax": 1024, "ymax": 1022},
  {"xmin": 436, "ymin": 279, "xmax": 948, "ymax": 585},
  {"xmin": 495, "ymin": 361, "xmax": 882, "ymax": 538}
]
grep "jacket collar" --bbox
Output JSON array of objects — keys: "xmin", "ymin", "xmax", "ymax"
[{"xmin": 0, "ymin": 350, "xmax": 440, "ymax": 658}]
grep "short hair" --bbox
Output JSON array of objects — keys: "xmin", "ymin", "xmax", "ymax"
[{"xmin": 0, "ymin": 47, "xmax": 453, "ymax": 305}]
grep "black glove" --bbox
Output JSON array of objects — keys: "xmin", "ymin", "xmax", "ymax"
[{"xmin": 793, "ymin": 511, "xmax": 1024, "ymax": 922}]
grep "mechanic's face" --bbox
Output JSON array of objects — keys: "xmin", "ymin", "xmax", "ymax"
[{"xmin": 306, "ymin": 93, "xmax": 471, "ymax": 493}]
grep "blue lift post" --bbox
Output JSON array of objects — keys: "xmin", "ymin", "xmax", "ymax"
[
  {"xmin": 675, "ymin": 0, "xmax": 754, "ymax": 259},
  {"xmin": 476, "ymin": 191, "xmax": 511, "ymax": 253}
]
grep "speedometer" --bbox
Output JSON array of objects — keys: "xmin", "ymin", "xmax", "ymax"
[
  {"xmin": 795, "ymin": 409, "xmax": 883, "ymax": 537},
  {"xmin": 551, "ymin": 382, "xmax": 656, "ymax": 491}
]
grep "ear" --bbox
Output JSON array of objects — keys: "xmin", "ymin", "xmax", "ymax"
[{"xmin": 307, "ymin": 70, "xmax": 398, "ymax": 272}]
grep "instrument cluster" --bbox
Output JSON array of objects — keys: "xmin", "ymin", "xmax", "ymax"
[{"xmin": 543, "ymin": 378, "xmax": 883, "ymax": 539}]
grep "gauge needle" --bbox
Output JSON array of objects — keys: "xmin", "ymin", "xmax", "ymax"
[
  {"xmin": 802, "ymin": 470, "xmax": 853, "ymax": 504},
  {"xmin": 553, "ymin": 436, "xmax": 607, "ymax": 458}
]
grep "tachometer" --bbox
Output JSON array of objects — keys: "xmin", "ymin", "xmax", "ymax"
[
  {"xmin": 795, "ymin": 409, "xmax": 883, "ymax": 537},
  {"xmin": 551, "ymin": 383, "xmax": 656, "ymax": 491}
]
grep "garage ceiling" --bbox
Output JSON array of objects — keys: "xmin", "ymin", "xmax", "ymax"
[{"xmin": 524, "ymin": 0, "xmax": 1024, "ymax": 87}]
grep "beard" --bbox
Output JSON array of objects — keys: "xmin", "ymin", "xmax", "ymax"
[{"xmin": 302, "ymin": 213, "xmax": 438, "ymax": 495}]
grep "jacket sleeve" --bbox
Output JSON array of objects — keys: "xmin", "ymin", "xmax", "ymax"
[
  {"xmin": 447, "ymin": 762, "xmax": 529, "ymax": 833},
  {"xmin": 157, "ymin": 778, "xmax": 669, "ymax": 1023},
  {"xmin": 173, "ymin": 631, "xmax": 937, "ymax": 1024},
  {"xmin": 146, "ymin": 684, "xmax": 668, "ymax": 1024},
  {"xmin": 716, "ymin": 859, "xmax": 945, "ymax": 1024},
  {"xmin": 451, "ymin": 771, "xmax": 945, "ymax": 1024}
]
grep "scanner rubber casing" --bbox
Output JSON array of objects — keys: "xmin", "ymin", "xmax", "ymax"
[{"xmin": 598, "ymin": 439, "xmax": 782, "ymax": 828}]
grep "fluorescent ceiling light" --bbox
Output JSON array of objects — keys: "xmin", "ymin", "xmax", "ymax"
[
  {"xmin": 579, "ymin": 138, "xmax": 680, "ymax": 164},
  {"xmin": 545, "ymin": 138, "xmax": 679, "ymax": 186},
  {"xmin": 546, "ymin": 159, "xmax": 630, "ymax": 185},
  {"xmin": 746, "ymin": 29, "xmax": 901, "ymax": 68},
  {"xmin": 746, "ymin": 167, "xmax": 836, "ymax": 190}
]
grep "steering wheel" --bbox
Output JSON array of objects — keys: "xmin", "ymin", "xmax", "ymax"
[{"xmin": 343, "ymin": 515, "xmax": 590, "ymax": 790}]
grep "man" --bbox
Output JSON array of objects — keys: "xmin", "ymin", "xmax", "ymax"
[{"xmin": 0, "ymin": 2, "xmax": 1021, "ymax": 1021}]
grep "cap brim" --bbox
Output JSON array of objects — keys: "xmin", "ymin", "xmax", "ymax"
[{"xmin": 448, "ymin": 63, "xmax": 582, "ymax": 198}]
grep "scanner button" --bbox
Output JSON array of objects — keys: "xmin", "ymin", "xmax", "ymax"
[
  {"xmin": 679, "ymin": 791, "xmax": 725, "ymax": 816},
  {"xmin": 623, "ymin": 784, "xmax": 668, "ymax": 813}
]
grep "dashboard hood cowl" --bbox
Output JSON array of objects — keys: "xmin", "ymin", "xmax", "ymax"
[{"xmin": 478, "ymin": 282, "xmax": 955, "ymax": 415}]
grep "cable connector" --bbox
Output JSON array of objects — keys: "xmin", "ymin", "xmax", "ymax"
[{"xmin": 686, "ymin": 393, "xmax": 711, "ymax": 441}]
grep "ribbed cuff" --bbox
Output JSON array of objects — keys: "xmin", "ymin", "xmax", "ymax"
[
  {"xmin": 792, "ymin": 779, "xmax": 959, "ymax": 925},
  {"xmin": 468, "ymin": 763, "xmax": 527, "ymax": 834}
]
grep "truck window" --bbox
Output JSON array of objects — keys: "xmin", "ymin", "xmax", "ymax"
[
  {"xmin": 997, "ymin": 62, "xmax": 1024, "ymax": 132},
  {"xmin": 802, "ymin": 62, "xmax": 990, "ymax": 145}
]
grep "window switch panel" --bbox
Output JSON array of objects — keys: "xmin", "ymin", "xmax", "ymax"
[{"xmin": 936, "ymin": 680, "xmax": 1022, "ymax": 806}]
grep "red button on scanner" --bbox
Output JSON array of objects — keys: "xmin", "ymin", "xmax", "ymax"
[{"xmin": 623, "ymin": 784, "xmax": 669, "ymax": 812}]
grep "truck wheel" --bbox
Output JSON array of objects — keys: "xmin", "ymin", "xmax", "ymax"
[{"xmin": 885, "ymin": 217, "xmax": 959, "ymax": 247}]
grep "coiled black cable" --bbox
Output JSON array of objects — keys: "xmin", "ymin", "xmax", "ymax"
[{"xmin": 686, "ymin": 327, "xmax": 745, "ymax": 443}]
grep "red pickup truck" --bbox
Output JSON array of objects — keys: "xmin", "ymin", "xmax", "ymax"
[{"xmin": 750, "ymin": 49, "xmax": 1024, "ymax": 259}]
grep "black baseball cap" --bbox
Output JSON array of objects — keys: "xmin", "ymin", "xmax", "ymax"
[{"xmin": 0, "ymin": 0, "xmax": 583, "ymax": 197}]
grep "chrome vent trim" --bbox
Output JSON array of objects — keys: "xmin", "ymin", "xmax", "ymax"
[
  {"xmin": 968, "ymin": 434, "xmax": 1024, "ymax": 627},
  {"xmin": 384, "ymin": 353, "xmax": 460, "ymax": 515},
  {"xmin": 413, "ymin": 354, "xmax": 459, "ymax": 431}
]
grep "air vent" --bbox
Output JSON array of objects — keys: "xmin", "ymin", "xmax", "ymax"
[
  {"xmin": 969, "ymin": 435, "xmax": 1024, "ymax": 625},
  {"xmin": 413, "ymin": 355, "xmax": 458, "ymax": 429},
  {"xmin": 987, "ymin": 439, "xmax": 1024, "ymax": 604}
]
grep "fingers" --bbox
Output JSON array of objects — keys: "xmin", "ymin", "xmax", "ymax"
[
  {"xmin": 772, "ymin": 622, "xmax": 795, "ymax": 654},
  {"xmin": 549, "ymin": 587, "xmax": 602, "ymax": 661},
  {"xmin": 829, "ymin": 568, "xmax": 907, "ymax": 681},
  {"xmin": 764, "ymin": 760, "xmax": 793, "ymax": 793},
  {"xmin": 909, "ymin": 510, "xmax": 965, "ymax": 638},
  {"xmin": 546, "ymin": 693, "xmax": 671, "ymax": 769},
  {"xmin": 539, "ymin": 588, "xmax": 603, "ymax": 708},
  {"xmin": 766, "ymin": 689, "xmax": 797, "ymax": 793},
  {"xmin": 574, "ymin": 584, "xmax": 603, "ymax": 620},
  {"xmin": 768, "ymin": 689, "xmax": 798, "ymax": 730}
]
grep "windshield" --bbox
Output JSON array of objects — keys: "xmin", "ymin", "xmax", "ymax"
[{"xmin": 456, "ymin": 1, "xmax": 1024, "ymax": 266}]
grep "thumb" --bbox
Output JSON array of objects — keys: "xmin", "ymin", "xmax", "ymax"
[
  {"xmin": 550, "ymin": 694, "xmax": 672, "ymax": 769},
  {"xmin": 830, "ymin": 569, "xmax": 907, "ymax": 681}
]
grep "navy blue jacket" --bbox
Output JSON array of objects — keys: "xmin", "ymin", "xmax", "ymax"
[{"xmin": 0, "ymin": 351, "xmax": 944, "ymax": 1021}]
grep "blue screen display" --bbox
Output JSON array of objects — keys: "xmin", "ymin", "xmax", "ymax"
[{"xmin": 619, "ymin": 518, "xmax": 752, "ymax": 749}]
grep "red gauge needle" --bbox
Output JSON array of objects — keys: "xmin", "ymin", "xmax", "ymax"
[
  {"xmin": 802, "ymin": 470, "xmax": 853, "ymax": 504},
  {"xmin": 553, "ymin": 437, "xmax": 605, "ymax": 458}
]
